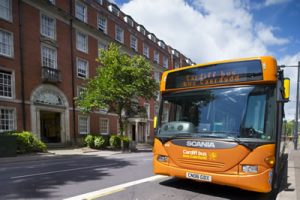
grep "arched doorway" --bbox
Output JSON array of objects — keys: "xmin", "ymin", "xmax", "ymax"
[{"xmin": 30, "ymin": 85, "xmax": 70, "ymax": 144}]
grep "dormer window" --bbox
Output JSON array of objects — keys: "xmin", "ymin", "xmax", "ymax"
[
  {"xmin": 137, "ymin": 25, "xmax": 146, "ymax": 35},
  {"xmin": 124, "ymin": 16, "xmax": 134, "ymax": 27},
  {"xmin": 108, "ymin": 4, "xmax": 120, "ymax": 17},
  {"xmin": 148, "ymin": 33, "xmax": 156, "ymax": 43},
  {"xmin": 172, "ymin": 49, "xmax": 179, "ymax": 57},
  {"xmin": 158, "ymin": 40, "xmax": 165, "ymax": 49}
]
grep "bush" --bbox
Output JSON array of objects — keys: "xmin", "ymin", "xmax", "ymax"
[
  {"xmin": 10, "ymin": 131, "xmax": 46, "ymax": 154},
  {"xmin": 109, "ymin": 135, "xmax": 121, "ymax": 149},
  {"xmin": 84, "ymin": 134, "xmax": 94, "ymax": 148},
  {"xmin": 120, "ymin": 136, "xmax": 130, "ymax": 149},
  {"xmin": 94, "ymin": 136, "xmax": 106, "ymax": 149}
]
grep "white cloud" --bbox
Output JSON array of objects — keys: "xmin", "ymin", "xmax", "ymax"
[
  {"xmin": 256, "ymin": 23, "xmax": 289, "ymax": 46},
  {"xmin": 120, "ymin": 0, "xmax": 288, "ymax": 63},
  {"xmin": 278, "ymin": 52, "xmax": 300, "ymax": 120}
]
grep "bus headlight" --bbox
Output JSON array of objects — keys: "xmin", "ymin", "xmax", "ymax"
[
  {"xmin": 157, "ymin": 155, "xmax": 168, "ymax": 162},
  {"xmin": 242, "ymin": 165, "xmax": 258, "ymax": 173}
]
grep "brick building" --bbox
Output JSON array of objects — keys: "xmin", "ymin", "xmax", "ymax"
[{"xmin": 0, "ymin": 0, "xmax": 193, "ymax": 145}]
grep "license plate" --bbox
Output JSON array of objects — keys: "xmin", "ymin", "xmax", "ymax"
[{"xmin": 186, "ymin": 172, "xmax": 212, "ymax": 182}]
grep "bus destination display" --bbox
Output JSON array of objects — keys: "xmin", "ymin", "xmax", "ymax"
[{"xmin": 166, "ymin": 60, "xmax": 263, "ymax": 89}]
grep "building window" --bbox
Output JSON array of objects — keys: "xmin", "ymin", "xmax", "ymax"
[
  {"xmin": 98, "ymin": 15, "xmax": 107, "ymax": 33},
  {"xmin": 0, "ymin": 70, "xmax": 12, "ymax": 98},
  {"xmin": 130, "ymin": 35, "xmax": 137, "ymax": 51},
  {"xmin": 144, "ymin": 103, "xmax": 150, "ymax": 119},
  {"xmin": 100, "ymin": 118, "xmax": 109, "ymax": 135},
  {"xmin": 0, "ymin": 29, "xmax": 13, "ymax": 57},
  {"xmin": 163, "ymin": 56, "xmax": 168, "ymax": 68},
  {"xmin": 154, "ymin": 50, "xmax": 159, "ymax": 64},
  {"xmin": 124, "ymin": 16, "xmax": 134, "ymax": 27},
  {"xmin": 41, "ymin": 45, "xmax": 57, "ymax": 69},
  {"xmin": 143, "ymin": 43, "xmax": 149, "ymax": 58},
  {"xmin": 98, "ymin": 41, "xmax": 107, "ymax": 57},
  {"xmin": 76, "ymin": 31, "xmax": 88, "ymax": 53},
  {"xmin": 154, "ymin": 71, "xmax": 160, "ymax": 83},
  {"xmin": 75, "ymin": 1, "xmax": 87, "ymax": 22},
  {"xmin": 115, "ymin": 25, "xmax": 124, "ymax": 44},
  {"xmin": 40, "ymin": 13, "xmax": 56, "ymax": 40},
  {"xmin": 78, "ymin": 115, "xmax": 89, "ymax": 134},
  {"xmin": 137, "ymin": 25, "xmax": 146, "ymax": 35},
  {"xmin": 77, "ymin": 58, "xmax": 88, "ymax": 79},
  {"xmin": 158, "ymin": 40, "xmax": 165, "ymax": 49},
  {"xmin": 0, "ymin": 0, "xmax": 12, "ymax": 21},
  {"xmin": 108, "ymin": 4, "xmax": 120, "ymax": 17},
  {"xmin": 0, "ymin": 107, "xmax": 15, "ymax": 133},
  {"xmin": 174, "ymin": 61, "xmax": 179, "ymax": 69}
]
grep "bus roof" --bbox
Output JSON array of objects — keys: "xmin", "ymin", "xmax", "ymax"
[{"xmin": 160, "ymin": 56, "xmax": 277, "ymax": 93}]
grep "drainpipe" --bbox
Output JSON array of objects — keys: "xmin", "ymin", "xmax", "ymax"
[
  {"xmin": 69, "ymin": 0, "xmax": 77, "ymax": 145},
  {"xmin": 18, "ymin": 0, "xmax": 26, "ymax": 131}
]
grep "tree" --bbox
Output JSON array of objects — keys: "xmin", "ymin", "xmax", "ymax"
[{"xmin": 75, "ymin": 43, "xmax": 159, "ymax": 136}]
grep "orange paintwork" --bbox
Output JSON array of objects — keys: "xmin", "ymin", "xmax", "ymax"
[
  {"xmin": 153, "ymin": 139, "xmax": 275, "ymax": 193},
  {"xmin": 160, "ymin": 56, "xmax": 277, "ymax": 93}
]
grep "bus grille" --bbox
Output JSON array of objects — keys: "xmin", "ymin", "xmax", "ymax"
[{"xmin": 176, "ymin": 158, "xmax": 225, "ymax": 169}]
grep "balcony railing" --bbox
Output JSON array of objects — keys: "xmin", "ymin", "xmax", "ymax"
[{"xmin": 42, "ymin": 66, "xmax": 61, "ymax": 83}]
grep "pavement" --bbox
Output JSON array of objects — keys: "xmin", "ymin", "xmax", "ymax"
[
  {"xmin": 0, "ymin": 147, "xmax": 134, "ymax": 164},
  {"xmin": 277, "ymin": 142, "xmax": 299, "ymax": 200}
]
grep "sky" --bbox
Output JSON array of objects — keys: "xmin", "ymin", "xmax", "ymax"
[{"xmin": 110, "ymin": 0, "xmax": 300, "ymax": 121}]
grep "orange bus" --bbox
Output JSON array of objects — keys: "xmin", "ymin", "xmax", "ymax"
[{"xmin": 153, "ymin": 56, "xmax": 290, "ymax": 193}]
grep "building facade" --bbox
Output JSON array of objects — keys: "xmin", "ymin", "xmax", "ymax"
[{"xmin": 0, "ymin": 0, "xmax": 193, "ymax": 145}]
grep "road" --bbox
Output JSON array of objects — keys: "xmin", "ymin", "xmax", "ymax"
[{"xmin": 0, "ymin": 151, "xmax": 279, "ymax": 200}]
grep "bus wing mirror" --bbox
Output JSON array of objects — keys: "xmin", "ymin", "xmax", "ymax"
[
  {"xmin": 153, "ymin": 116, "xmax": 157, "ymax": 129},
  {"xmin": 283, "ymin": 78, "xmax": 290, "ymax": 102}
]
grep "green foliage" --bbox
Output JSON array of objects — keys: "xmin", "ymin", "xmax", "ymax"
[
  {"xmin": 84, "ymin": 134, "xmax": 94, "ymax": 148},
  {"xmin": 9, "ymin": 131, "xmax": 46, "ymax": 154},
  {"xmin": 120, "ymin": 135, "xmax": 130, "ymax": 149},
  {"xmin": 109, "ymin": 135, "xmax": 121, "ymax": 149},
  {"xmin": 75, "ymin": 43, "xmax": 159, "ymax": 135},
  {"xmin": 284, "ymin": 120, "xmax": 295, "ymax": 136},
  {"xmin": 94, "ymin": 136, "xmax": 106, "ymax": 149}
]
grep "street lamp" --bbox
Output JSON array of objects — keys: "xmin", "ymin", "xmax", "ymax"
[{"xmin": 280, "ymin": 61, "xmax": 300, "ymax": 150}]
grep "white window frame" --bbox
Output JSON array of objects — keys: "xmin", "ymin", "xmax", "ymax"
[
  {"xmin": 0, "ymin": 107, "xmax": 16, "ymax": 133},
  {"xmin": 99, "ymin": 118, "xmax": 109, "ymax": 135},
  {"xmin": 143, "ymin": 43, "xmax": 149, "ymax": 58},
  {"xmin": 41, "ymin": 44, "xmax": 57, "ymax": 69},
  {"xmin": 0, "ymin": 0, "xmax": 12, "ymax": 22},
  {"xmin": 108, "ymin": 4, "xmax": 120, "ymax": 17},
  {"xmin": 130, "ymin": 35, "xmax": 138, "ymax": 51},
  {"xmin": 40, "ymin": 13, "xmax": 56, "ymax": 40},
  {"xmin": 97, "ymin": 15, "xmax": 107, "ymax": 34},
  {"xmin": 0, "ymin": 29, "xmax": 13, "ymax": 58},
  {"xmin": 78, "ymin": 115, "xmax": 90, "ymax": 135},
  {"xmin": 115, "ymin": 25, "xmax": 124, "ymax": 44},
  {"xmin": 76, "ymin": 31, "xmax": 88, "ymax": 53},
  {"xmin": 75, "ymin": 1, "xmax": 87, "ymax": 23},
  {"xmin": 0, "ymin": 69, "xmax": 14, "ymax": 99},
  {"xmin": 76, "ymin": 57, "xmax": 89, "ymax": 79}
]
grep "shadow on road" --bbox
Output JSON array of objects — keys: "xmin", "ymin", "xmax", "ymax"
[
  {"xmin": 159, "ymin": 177, "xmax": 277, "ymax": 200},
  {"xmin": 0, "ymin": 154, "xmax": 132, "ymax": 199}
]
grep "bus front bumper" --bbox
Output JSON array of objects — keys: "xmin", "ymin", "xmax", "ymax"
[{"xmin": 153, "ymin": 159, "xmax": 273, "ymax": 193}]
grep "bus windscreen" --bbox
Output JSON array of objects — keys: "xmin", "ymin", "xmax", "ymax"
[{"xmin": 166, "ymin": 60, "xmax": 263, "ymax": 89}]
